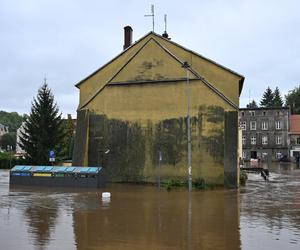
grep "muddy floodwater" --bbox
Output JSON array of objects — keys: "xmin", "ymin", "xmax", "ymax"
[{"xmin": 1, "ymin": 163, "xmax": 300, "ymax": 250}]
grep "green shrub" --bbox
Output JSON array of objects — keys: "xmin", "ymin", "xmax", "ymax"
[{"xmin": 0, "ymin": 152, "xmax": 29, "ymax": 169}]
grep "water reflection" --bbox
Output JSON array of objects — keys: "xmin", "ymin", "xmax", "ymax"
[
  {"xmin": 72, "ymin": 185, "xmax": 241, "ymax": 250},
  {"xmin": 2, "ymin": 164, "xmax": 300, "ymax": 250},
  {"xmin": 240, "ymin": 162, "xmax": 300, "ymax": 249},
  {"xmin": 24, "ymin": 197, "xmax": 58, "ymax": 250}
]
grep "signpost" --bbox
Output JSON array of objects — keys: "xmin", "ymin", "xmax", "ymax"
[{"xmin": 49, "ymin": 150, "xmax": 55, "ymax": 165}]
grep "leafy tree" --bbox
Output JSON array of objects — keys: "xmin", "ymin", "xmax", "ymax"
[
  {"xmin": 247, "ymin": 100, "xmax": 258, "ymax": 108},
  {"xmin": 0, "ymin": 132, "xmax": 16, "ymax": 150},
  {"xmin": 19, "ymin": 83, "xmax": 65, "ymax": 164},
  {"xmin": 273, "ymin": 87, "xmax": 283, "ymax": 107},
  {"xmin": 285, "ymin": 85, "xmax": 300, "ymax": 114},
  {"xmin": 0, "ymin": 111, "xmax": 25, "ymax": 132},
  {"xmin": 260, "ymin": 87, "xmax": 274, "ymax": 107}
]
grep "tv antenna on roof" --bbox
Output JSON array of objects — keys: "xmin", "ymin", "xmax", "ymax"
[
  {"xmin": 144, "ymin": 4, "xmax": 155, "ymax": 32},
  {"xmin": 162, "ymin": 14, "xmax": 169, "ymax": 38}
]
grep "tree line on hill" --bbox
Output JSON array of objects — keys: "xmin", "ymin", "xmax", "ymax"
[{"xmin": 247, "ymin": 85, "xmax": 300, "ymax": 114}]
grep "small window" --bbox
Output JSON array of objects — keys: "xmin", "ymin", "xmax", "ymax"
[
  {"xmin": 241, "ymin": 111, "xmax": 245, "ymax": 116},
  {"xmin": 263, "ymin": 111, "xmax": 266, "ymax": 116},
  {"xmin": 276, "ymin": 136, "xmax": 282, "ymax": 145},
  {"xmin": 250, "ymin": 121, "xmax": 256, "ymax": 130},
  {"xmin": 240, "ymin": 121, "xmax": 246, "ymax": 130},
  {"xmin": 297, "ymin": 138, "xmax": 300, "ymax": 145},
  {"xmin": 250, "ymin": 111, "xmax": 255, "ymax": 116},
  {"xmin": 262, "ymin": 135, "xmax": 268, "ymax": 145},
  {"xmin": 242, "ymin": 136, "xmax": 246, "ymax": 145},
  {"xmin": 251, "ymin": 136, "xmax": 256, "ymax": 145},
  {"xmin": 275, "ymin": 121, "xmax": 281, "ymax": 130},
  {"xmin": 262, "ymin": 121, "xmax": 268, "ymax": 130},
  {"xmin": 277, "ymin": 111, "xmax": 280, "ymax": 116}
]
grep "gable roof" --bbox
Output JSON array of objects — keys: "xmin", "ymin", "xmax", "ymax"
[
  {"xmin": 76, "ymin": 31, "xmax": 244, "ymax": 90},
  {"xmin": 77, "ymin": 32, "xmax": 244, "ymax": 111}
]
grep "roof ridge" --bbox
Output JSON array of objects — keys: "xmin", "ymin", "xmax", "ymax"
[
  {"xmin": 150, "ymin": 32, "xmax": 244, "ymax": 79},
  {"xmin": 75, "ymin": 31, "xmax": 153, "ymax": 88},
  {"xmin": 151, "ymin": 37, "xmax": 238, "ymax": 110}
]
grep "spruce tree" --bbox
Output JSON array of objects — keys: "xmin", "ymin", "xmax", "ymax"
[
  {"xmin": 260, "ymin": 87, "xmax": 274, "ymax": 107},
  {"xmin": 247, "ymin": 100, "xmax": 258, "ymax": 108},
  {"xmin": 19, "ymin": 82, "xmax": 65, "ymax": 165},
  {"xmin": 273, "ymin": 87, "xmax": 283, "ymax": 107}
]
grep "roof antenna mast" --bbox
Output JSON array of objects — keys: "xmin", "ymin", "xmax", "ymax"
[
  {"xmin": 164, "ymin": 14, "xmax": 167, "ymax": 33},
  {"xmin": 144, "ymin": 4, "xmax": 155, "ymax": 32},
  {"xmin": 162, "ymin": 14, "xmax": 169, "ymax": 38}
]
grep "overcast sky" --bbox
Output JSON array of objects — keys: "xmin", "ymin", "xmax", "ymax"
[{"xmin": 0, "ymin": 0, "xmax": 299, "ymax": 117}]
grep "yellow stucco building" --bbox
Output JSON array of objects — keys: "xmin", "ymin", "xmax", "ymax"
[{"xmin": 73, "ymin": 27, "xmax": 244, "ymax": 187}]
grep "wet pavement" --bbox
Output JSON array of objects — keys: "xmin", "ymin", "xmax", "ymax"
[{"xmin": 0, "ymin": 162, "xmax": 300, "ymax": 250}]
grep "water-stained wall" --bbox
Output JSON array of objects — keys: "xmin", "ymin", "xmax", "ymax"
[{"xmin": 73, "ymin": 104, "xmax": 231, "ymax": 185}]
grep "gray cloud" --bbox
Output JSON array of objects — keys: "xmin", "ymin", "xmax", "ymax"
[{"xmin": 0, "ymin": 0, "xmax": 299, "ymax": 117}]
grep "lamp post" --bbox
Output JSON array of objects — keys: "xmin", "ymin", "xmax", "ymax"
[{"xmin": 182, "ymin": 61, "xmax": 192, "ymax": 192}]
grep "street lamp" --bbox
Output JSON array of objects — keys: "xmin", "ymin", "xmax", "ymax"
[{"xmin": 182, "ymin": 61, "xmax": 192, "ymax": 192}]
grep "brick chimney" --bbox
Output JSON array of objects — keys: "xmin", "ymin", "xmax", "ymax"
[{"xmin": 123, "ymin": 26, "xmax": 133, "ymax": 50}]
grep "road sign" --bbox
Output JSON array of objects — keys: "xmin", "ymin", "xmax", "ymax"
[
  {"xmin": 49, "ymin": 150, "xmax": 55, "ymax": 162},
  {"xmin": 49, "ymin": 150, "xmax": 55, "ymax": 158}
]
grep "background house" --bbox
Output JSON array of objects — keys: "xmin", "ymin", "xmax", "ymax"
[
  {"xmin": 239, "ymin": 107, "xmax": 290, "ymax": 161},
  {"xmin": 15, "ymin": 122, "xmax": 26, "ymax": 156},
  {"xmin": 73, "ymin": 27, "xmax": 244, "ymax": 187},
  {"xmin": 0, "ymin": 123, "xmax": 9, "ymax": 138}
]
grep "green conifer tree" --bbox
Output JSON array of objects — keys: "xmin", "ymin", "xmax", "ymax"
[
  {"xmin": 19, "ymin": 82, "xmax": 65, "ymax": 164},
  {"xmin": 247, "ymin": 100, "xmax": 258, "ymax": 108},
  {"xmin": 273, "ymin": 87, "xmax": 283, "ymax": 107},
  {"xmin": 260, "ymin": 87, "xmax": 274, "ymax": 107}
]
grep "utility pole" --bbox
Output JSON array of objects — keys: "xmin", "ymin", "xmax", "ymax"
[{"xmin": 182, "ymin": 61, "xmax": 192, "ymax": 192}]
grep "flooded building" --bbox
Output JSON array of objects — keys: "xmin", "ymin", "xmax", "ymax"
[
  {"xmin": 239, "ymin": 107, "xmax": 290, "ymax": 161},
  {"xmin": 289, "ymin": 115, "xmax": 300, "ymax": 159},
  {"xmin": 16, "ymin": 122, "xmax": 26, "ymax": 156},
  {"xmin": 73, "ymin": 27, "xmax": 244, "ymax": 187}
]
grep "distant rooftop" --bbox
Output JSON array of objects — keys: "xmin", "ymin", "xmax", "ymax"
[{"xmin": 240, "ymin": 107, "xmax": 289, "ymax": 111}]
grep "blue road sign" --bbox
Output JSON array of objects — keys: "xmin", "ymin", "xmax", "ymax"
[
  {"xmin": 49, "ymin": 150, "xmax": 55, "ymax": 158},
  {"xmin": 49, "ymin": 150, "xmax": 56, "ymax": 163}
]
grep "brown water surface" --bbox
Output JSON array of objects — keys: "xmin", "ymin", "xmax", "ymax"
[{"xmin": 0, "ymin": 162, "xmax": 300, "ymax": 250}]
